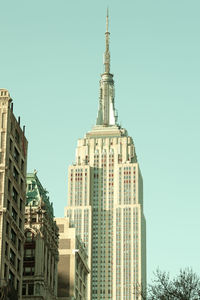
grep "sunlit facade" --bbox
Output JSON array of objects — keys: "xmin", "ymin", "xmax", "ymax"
[
  {"xmin": 0, "ymin": 89, "xmax": 28, "ymax": 300},
  {"xmin": 65, "ymin": 13, "xmax": 146, "ymax": 300}
]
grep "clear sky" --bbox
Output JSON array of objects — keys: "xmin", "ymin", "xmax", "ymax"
[{"xmin": 1, "ymin": 0, "xmax": 200, "ymax": 282}]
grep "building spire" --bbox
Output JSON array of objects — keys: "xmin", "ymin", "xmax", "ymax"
[
  {"xmin": 96, "ymin": 9, "xmax": 118, "ymax": 126},
  {"xmin": 104, "ymin": 8, "xmax": 110, "ymax": 73}
]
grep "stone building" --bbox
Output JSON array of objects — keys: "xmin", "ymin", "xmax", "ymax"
[
  {"xmin": 0, "ymin": 89, "xmax": 28, "ymax": 299},
  {"xmin": 22, "ymin": 172, "xmax": 59, "ymax": 299},
  {"xmin": 65, "ymin": 12, "xmax": 146, "ymax": 300},
  {"xmin": 56, "ymin": 217, "xmax": 89, "ymax": 300}
]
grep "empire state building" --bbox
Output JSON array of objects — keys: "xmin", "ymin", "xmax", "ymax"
[{"xmin": 65, "ymin": 12, "xmax": 146, "ymax": 300}]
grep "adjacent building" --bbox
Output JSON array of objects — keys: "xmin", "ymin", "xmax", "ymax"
[
  {"xmin": 56, "ymin": 217, "xmax": 89, "ymax": 300},
  {"xmin": 65, "ymin": 13, "xmax": 146, "ymax": 300},
  {"xmin": 22, "ymin": 172, "xmax": 59, "ymax": 299},
  {"xmin": 0, "ymin": 89, "xmax": 28, "ymax": 299}
]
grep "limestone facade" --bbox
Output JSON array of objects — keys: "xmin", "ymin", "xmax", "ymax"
[
  {"xmin": 56, "ymin": 217, "xmax": 89, "ymax": 300},
  {"xmin": 65, "ymin": 12, "xmax": 146, "ymax": 300},
  {"xmin": 0, "ymin": 89, "xmax": 28, "ymax": 299},
  {"xmin": 22, "ymin": 172, "xmax": 59, "ymax": 300}
]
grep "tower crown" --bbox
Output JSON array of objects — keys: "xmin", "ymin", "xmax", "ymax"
[{"xmin": 96, "ymin": 10, "xmax": 118, "ymax": 127}]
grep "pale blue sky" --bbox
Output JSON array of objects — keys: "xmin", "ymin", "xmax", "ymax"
[{"xmin": 1, "ymin": 0, "xmax": 200, "ymax": 282}]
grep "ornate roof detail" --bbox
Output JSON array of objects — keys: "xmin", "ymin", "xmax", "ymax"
[{"xmin": 26, "ymin": 172, "xmax": 54, "ymax": 218}]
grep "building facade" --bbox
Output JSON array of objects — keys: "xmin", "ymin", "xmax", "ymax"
[
  {"xmin": 0, "ymin": 89, "xmax": 28, "ymax": 299},
  {"xmin": 56, "ymin": 217, "xmax": 89, "ymax": 300},
  {"xmin": 22, "ymin": 172, "xmax": 59, "ymax": 300},
  {"xmin": 65, "ymin": 13, "xmax": 146, "ymax": 300}
]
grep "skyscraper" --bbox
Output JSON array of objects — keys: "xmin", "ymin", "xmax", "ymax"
[
  {"xmin": 0, "ymin": 89, "xmax": 28, "ymax": 299},
  {"xmin": 65, "ymin": 12, "xmax": 146, "ymax": 300}
]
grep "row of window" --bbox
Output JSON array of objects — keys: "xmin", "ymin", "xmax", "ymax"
[
  {"xmin": 6, "ymin": 222, "xmax": 22, "ymax": 251},
  {"xmin": 10, "ymin": 138, "xmax": 25, "ymax": 172}
]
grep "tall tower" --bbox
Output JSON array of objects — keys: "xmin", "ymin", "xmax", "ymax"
[
  {"xmin": 65, "ymin": 12, "xmax": 146, "ymax": 300},
  {"xmin": 0, "ymin": 89, "xmax": 28, "ymax": 299}
]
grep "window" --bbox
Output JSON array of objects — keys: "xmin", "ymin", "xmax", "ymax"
[
  {"xmin": 18, "ymin": 239, "xmax": 21, "ymax": 252},
  {"xmin": 15, "ymin": 129, "xmax": 20, "ymax": 144},
  {"xmin": 24, "ymin": 248, "xmax": 35, "ymax": 261},
  {"xmin": 12, "ymin": 187, "xmax": 18, "ymax": 202},
  {"xmin": 7, "ymin": 199, "xmax": 10, "ymax": 211},
  {"xmin": 6, "ymin": 221, "xmax": 9, "ymax": 235},
  {"xmin": 28, "ymin": 283, "xmax": 34, "ymax": 295},
  {"xmin": 13, "ymin": 167, "xmax": 19, "ymax": 182},
  {"xmin": 8, "ymin": 179, "xmax": 11, "ymax": 193},
  {"xmin": 21, "ymin": 179, "xmax": 24, "ymax": 190},
  {"xmin": 4, "ymin": 264, "xmax": 7, "ymax": 279},
  {"xmin": 17, "ymin": 280, "xmax": 19, "ymax": 293},
  {"xmin": 9, "ymin": 159, "xmax": 12, "ymax": 170},
  {"xmin": 14, "ymin": 147, "xmax": 19, "ymax": 163},
  {"xmin": 24, "ymin": 266, "xmax": 35, "ymax": 276},
  {"xmin": 5, "ymin": 242, "xmax": 8, "ymax": 256},
  {"xmin": 9, "ymin": 270, "xmax": 15, "ymax": 286},
  {"xmin": 12, "ymin": 207, "xmax": 17, "ymax": 222},
  {"xmin": 20, "ymin": 199, "xmax": 23, "ymax": 212},
  {"xmin": 11, "ymin": 229, "xmax": 17, "ymax": 245},
  {"xmin": 10, "ymin": 248, "xmax": 16, "ymax": 266},
  {"xmin": 19, "ymin": 218, "xmax": 22, "ymax": 230},
  {"xmin": 17, "ymin": 259, "xmax": 20, "ymax": 272},
  {"xmin": 25, "ymin": 231, "xmax": 34, "ymax": 242},
  {"xmin": 21, "ymin": 159, "xmax": 24, "ymax": 172},
  {"xmin": 22, "ymin": 284, "xmax": 26, "ymax": 295},
  {"xmin": 9, "ymin": 139, "xmax": 13, "ymax": 152}
]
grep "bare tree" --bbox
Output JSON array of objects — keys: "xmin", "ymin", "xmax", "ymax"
[{"xmin": 135, "ymin": 268, "xmax": 200, "ymax": 300}]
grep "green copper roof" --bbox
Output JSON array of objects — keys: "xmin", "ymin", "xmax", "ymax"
[{"xmin": 26, "ymin": 172, "xmax": 54, "ymax": 218}]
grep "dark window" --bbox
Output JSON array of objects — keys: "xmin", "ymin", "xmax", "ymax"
[
  {"xmin": 17, "ymin": 280, "xmax": 19, "ymax": 293},
  {"xmin": 11, "ymin": 229, "xmax": 17, "ymax": 245},
  {"xmin": 4, "ymin": 264, "xmax": 7, "ymax": 279},
  {"xmin": 19, "ymin": 218, "xmax": 22, "ymax": 230},
  {"xmin": 10, "ymin": 249, "xmax": 16, "ymax": 266},
  {"xmin": 7, "ymin": 199, "xmax": 10, "ymax": 211},
  {"xmin": 21, "ymin": 179, "xmax": 24, "ymax": 190},
  {"xmin": 21, "ymin": 159, "xmax": 24, "ymax": 172},
  {"xmin": 22, "ymin": 284, "xmax": 26, "ymax": 295},
  {"xmin": 14, "ymin": 147, "xmax": 19, "ymax": 163},
  {"xmin": 24, "ymin": 266, "xmax": 35, "ymax": 276},
  {"xmin": 8, "ymin": 179, "xmax": 11, "ymax": 192},
  {"xmin": 5, "ymin": 242, "xmax": 8, "ymax": 256},
  {"xmin": 13, "ymin": 167, "xmax": 19, "ymax": 182},
  {"xmin": 12, "ymin": 207, "xmax": 17, "ymax": 222},
  {"xmin": 28, "ymin": 283, "xmax": 34, "ymax": 295},
  {"xmin": 12, "ymin": 187, "xmax": 18, "ymax": 203},
  {"xmin": 17, "ymin": 259, "xmax": 20, "ymax": 272},
  {"xmin": 15, "ymin": 129, "xmax": 20, "ymax": 144},
  {"xmin": 20, "ymin": 199, "xmax": 23, "ymax": 212},
  {"xmin": 6, "ymin": 221, "xmax": 9, "ymax": 235},
  {"xmin": 9, "ymin": 159, "xmax": 12, "ymax": 170},
  {"xmin": 24, "ymin": 248, "xmax": 35, "ymax": 261},
  {"xmin": 25, "ymin": 231, "xmax": 34, "ymax": 242},
  {"xmin": 9, "ymin": 139, "xmax": 13, "ymax": 152},
  {"xmin": 18, "ymin": 239, "xmax": 21, "ymax": 252},
  {"xmin": 31, "ymin": 218, "xmax": 36, "ymax": 223},
  {"xmin": 9, "ymin": 270, "xmax": 15, "ymax": 286}
]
